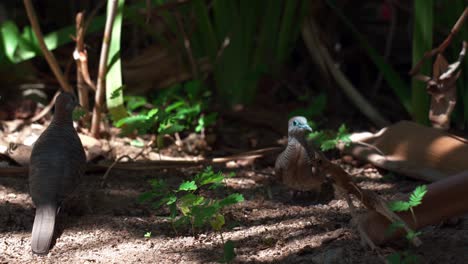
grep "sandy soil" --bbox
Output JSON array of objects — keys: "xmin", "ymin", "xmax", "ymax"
[{"xmin": 1, "ymin": 159, "xmax": 468, "ymax": 264}]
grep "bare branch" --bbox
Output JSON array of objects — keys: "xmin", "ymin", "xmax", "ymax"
[
  {"xmin": 23, "ymin": 0, "xmax": 73, "ymax": 93},
  {"xmin": 91, "ymin": 0, "xmax": 119, "ymax": 137}
]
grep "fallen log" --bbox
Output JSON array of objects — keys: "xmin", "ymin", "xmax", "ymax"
[{"xmin": 360, "ymin": 170, "xmax": 468, "ymax": 245}]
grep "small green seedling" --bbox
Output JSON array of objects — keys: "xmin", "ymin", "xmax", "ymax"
[
  {"xmin": 385, "ymin": 185, "xmax": 427, "ymax": 263},
  {"xmin": 139, "ymin": 167, "xmax": 244, "ymax": 262},
  {"xmin": 309, "ymin": 123, "xmax": 352, "ymax": 151},
  {"xmin": 388, "ymin": 185, "xmax": 427, "ymax": 224}
]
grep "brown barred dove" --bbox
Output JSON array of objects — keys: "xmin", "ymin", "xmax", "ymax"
[
  {"xmin": 275, "ymin": 116, "xmax": 327, "ymax": 197},
  {"xmin": 29, "ymin": 92, "xmax": 86, "ymax": 254}
]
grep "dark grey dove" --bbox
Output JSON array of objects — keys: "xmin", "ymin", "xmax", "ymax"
[
  {"xmin": 275, "ymin": 116, "xmax": 326, "ymax": 194},
  {"xmin": 29, "ymin": 92, "xmax": 86, "ymax": 254}
]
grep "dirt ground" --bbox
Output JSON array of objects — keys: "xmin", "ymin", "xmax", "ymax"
[{"xmin": 1, "ymin": 154, "xmax": 468, "ymax": 263}]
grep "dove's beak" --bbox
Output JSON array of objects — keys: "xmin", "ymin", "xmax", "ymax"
[{"xmin": 301, "ymin": 124, "xmax": 312, "ymax": 132}]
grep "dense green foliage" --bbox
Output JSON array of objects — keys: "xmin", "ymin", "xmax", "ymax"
[
  {"xmin": 139, "ymin": 166, "xmax": 243, "ymax": 262},
  {"xmin": 115, "ymin": 80, "xmax": 217, "ymax": 138}
]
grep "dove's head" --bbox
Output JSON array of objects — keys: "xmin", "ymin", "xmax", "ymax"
[
  {"xmin": 288, "ymin": 116, "xmax": 312, "ymax": 137},
  {"xmin": 53, "ymin": 92, "xmax": 80, "ymax": 123}
]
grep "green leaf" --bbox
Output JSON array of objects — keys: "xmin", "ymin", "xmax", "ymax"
[
  {"xmin": 308, "ymin": 130, "xmax": 328, "ymax": 143},
  {"xmin": 411, "ymin": 0, "xmax": 433, "ymax": 124},
  {"xmin": 105, "ymin": 0, "xmax": 128, "ymax": 122},
  {"xmin": 110, "ymin": 86, "xmax": 124, "ymax": 100},
  {"xmin": 0, "ymin": 21, "xmax": 21, "ymax": 62},
  {"xmin": 194, "ymin": 167, "xmax": 225, "ymax": 186},
  {"xmin": 144, "ymin": 232, "xmax": 151, "ymax": 238},
  {"xmin": 385, "ymin": 221, "xmax": 405, "ymax": 236},
  {"xmin": 388, "ymin": 200, "xmax": 410, "ymax": 212},
  {"xmin": 125, "ymin": 95, "xmax": 147, "ymax": 111},
  {"xmin": 196, "ymin": 112, "xmax": 217, "ymax": 132},
  {"xmin": 210, "ymin": 213, "xmax": 225, "ymax": 231},
  {"xmin": 192, "ymin": 204, "xmax": 219, "ymax": 228},
  {"xmin": 221, "ymin": 240, "xmax": 236, "ymax": 263},
  {"xmin": 178, "ymin": 193, "xmax": 204, "ymax": 216},
  {"xmin": 406, "ymin": 230, "xmax": 421, "ymax": 241},
  {"xmin": 166, "ymin": 194, "xmax": 177, "ymax": 205},
  {"xmin": 320, "ymin": 139, "xmax": 337, "ymax": 151},
  {"xmin": 219, "ymin": 193, "xmax": 244, "ymax": 207},
  {"xmin": 178, "ymin": 181, "xmax": 198, "ymax": 191},
  {"xmin": 337, "ymin": 123, "xmax": 348, "ymax": 136},
  {"xmin": 165, "ymin": 101, "xmax": 185, "ymax": 113},
  {"xmin": 174, "ymin": 215, "xmax": 190, "ymax": 228},
  {"xmin": 158, "ymin": 122, "xmax": 186, "ymax": 135},
  {"xmin": 72, "ymin": 107, "xmax": 87, "ymax": 121},
  {"xmin": 115, "ymin": 114, "xmax": 149, "ymax": 127},
  {"xmin": 408, "ymin": 185, "xmax": 427, "ymax": 208}
]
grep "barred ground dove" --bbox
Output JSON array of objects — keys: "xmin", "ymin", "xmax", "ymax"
[
  {"xmin": 275, "ymin": 116, "xmax": 326, "ymax": 196},
  {"xmin": 29, "ymin": 92, "xmax": 86, "ymax": 254}
]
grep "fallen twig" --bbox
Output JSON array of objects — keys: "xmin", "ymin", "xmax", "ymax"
[
  {"xmin": 100, "ymin": 140, "xmax": 152, "ymax": 187},
  {"xmin": 0, "ymin": 147, "xmax": 281, "ymax": 177}
]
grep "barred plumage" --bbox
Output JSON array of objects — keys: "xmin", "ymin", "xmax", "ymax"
[
  {"xmin": 275, "ymin": 116, "xmax": 325, "ymax": 192},
  {"xmin": 29, "ymin": 92, "xmax": 86, "ymax": 254}
]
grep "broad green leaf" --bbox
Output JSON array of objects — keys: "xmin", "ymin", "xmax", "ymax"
[
  {"xmin": 178, "ymin": 181, "xmax": 198, "ymax": 191},
  {"xmin": 337, "ymin": 124, "xmax": 348, "ymax": 135},
  {"xmin": 166, "ymin": 194, "xmax": 177, "ymax": 205},
  {"xmin": 0, "ymin": 21, "xmax": 20, "ymax": 62},
  {"xmin": 405, "ymin": 230, "xmax": 421, "ymax": 241},
  {"xmin": 210, "ymin": 213, "xmax": 225, "ymax": 231},
  {"xmin": 411, "ymin": 0, "xmax": 433, "ymax": 124},
  {"xmin": 320, "ymin": 139, "xmax": 337, "ymax": 151},
  {"xmin": 105, "ymin": 0, "xmax": 128, "ymax": 122},
  {"xmin": 179, "ymin": 193, "xmax": 203, "ymax": 215},
  {"xmin": 158, "ymin": 122, "xmax": 186, "ymax": 134},
  {"xmin": 174, "ymin": 215, "xmax": 190, "ymax": 228},
  {"xmin": 125, "ymin": 95, "xmax": 147, "ymax": 111},
  {"xmin": 192, "ymin": 204, "xmax": 219, "ymax": 228},
  {"xmin": 165, "ymin": 101, "xmax": 185, "ymax": 113},
  {"xmin": 195, "ymin": 168, "xmax": 224, "ymax": 186},
  {"xmin": 115, "ymin": 115, "xmax": 148, "ymax": 127},
  {"xmin": 219, "ymin": 193, "xmax": 244, "ymax": 207},
  {"xmin": 110, "ymin": 86, "xmax": 124, "ymax": 99}
]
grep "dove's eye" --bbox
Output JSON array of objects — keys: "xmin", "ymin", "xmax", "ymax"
[{"xmin": 292, "ymin": 120, "xmax": 299, "ymax": 126}]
